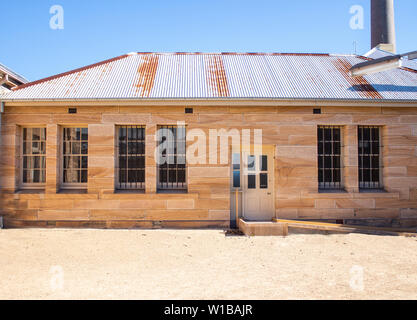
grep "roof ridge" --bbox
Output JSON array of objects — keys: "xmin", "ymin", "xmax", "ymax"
[{"xmin": 12, "ymin": 54, "xmax": 129, "ymax": 91}]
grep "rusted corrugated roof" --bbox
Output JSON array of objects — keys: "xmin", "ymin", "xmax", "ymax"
[{"xmin": 1, "ymin": 52, "xmax": 417, "ymax": 101}]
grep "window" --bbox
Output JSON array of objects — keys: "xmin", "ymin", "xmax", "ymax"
[
  {"xmin": 358, "ymin": 126, "xmax": 382, "ymax": 189},
  {"xmin": 62, "ymin": 127, "xmax": 88, "ymax": 185},
  {"xmin": 259, "ymin": 155, "xmax": 268, "ymax": 189},
  {"xmin": 22, "ymin": 128, "xmax": 46, "ymax": 186},
  {"xmin": 318, "ymin": 126, "xmax": 342, "ymax": 190},
  {"xmin": 232, "ymin": 153, "xmax": 241, "ymax": 188},
  {"xmin": 117, "ymin": 125, "xmax": 145, "ymax": 190},
  {"xmin": 157, "ymin": 125, "xmax": 186, "ymax": 191}
]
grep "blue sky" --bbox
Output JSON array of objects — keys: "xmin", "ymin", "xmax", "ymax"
[{"xmin": 3, "ymin": 0, "xmax": 417, "ymax": 81}]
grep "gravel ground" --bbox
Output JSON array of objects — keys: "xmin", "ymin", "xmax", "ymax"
[{"xmin": 0, "ymin": 228, "xmax": 416, "ymax": 300}]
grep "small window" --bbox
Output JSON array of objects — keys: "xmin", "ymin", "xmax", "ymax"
[
  {"xmin": 248, "ymin": 174, "xmax": 256, "ymax": 189},
  {"xmin": 247, "ymin": 155, "xmax": 255, "ymax": 171},
  {"xmin": 117, "ymin": 126, "xmax": 145, "ymax": 190},
  {"xmin": 318, "ymin": 126, "xmax": 343, "ymax": 190},
  {"xmin": 232, "ymin": 153, "xmax": 241, "ymax": 188},
  {"xmin": 62, "ymin": 127, "xmax": 88, "ymax": 185},
  {"xmin": 260, "ymin": 155, "xmax": 267, "ymax": 171},
  {"xmin": 358, "ymin": 126, "xmax": 382, "ymax": 189},
  {"xmin": 260, "ymin": 173, "xmax": 268, "ymax": 189},
  {"xmin": 157, "ymin": 125, "xmax": 186, "ymax": 191},
  {"xmin": 22, "ymin": 128, "xmax": 46, "ymax": 186}
]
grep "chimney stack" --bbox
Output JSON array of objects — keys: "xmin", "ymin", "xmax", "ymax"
[{"xmin": 371, "ymin": 0, "xmax": 396, "ymax": 53}]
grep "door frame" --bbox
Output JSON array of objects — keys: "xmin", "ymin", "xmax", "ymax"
[{"xmin": 230, "ymin": 144, "xmax": 276, "ymax": 221}]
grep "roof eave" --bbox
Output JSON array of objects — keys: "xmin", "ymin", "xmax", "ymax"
[{"xmin": 1, "ymin": 97, "xmax": 417, "ymax": 107}]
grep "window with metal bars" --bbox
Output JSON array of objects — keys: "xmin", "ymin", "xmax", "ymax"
[
  {"xmin": 157, "ymin": 125, "xmax": 186, "ymax": 191},
  {"xmin": 62, "ymin": 127, "xmax": 88, "ymax": 185},
  {"xmin": 22, "ymin": 128, "xmax": 46, "ymax": 186},
  {"xmin": 358, "ymin": 126, "xmax": 382, "ymax": 189},
  {"xmin": 117, "ymin": 125, "xmax": 145, "ymax": 190},
  {"xmin": 318, "ymin": 126, "xmax": 343, "ymax": 190}
]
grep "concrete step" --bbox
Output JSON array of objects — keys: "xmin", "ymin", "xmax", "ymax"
[
  {"xmin": 238, "ymin": 219, "xmax": 288, "ymax": 236},
  {"xmin": 238, "ymin": 218, "xmax": 417, "ymax": 237}
]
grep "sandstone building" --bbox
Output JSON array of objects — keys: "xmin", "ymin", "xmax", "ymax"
[{"xmin": 0, "ymin": 52, "xmax": 416, "ymax": 228}]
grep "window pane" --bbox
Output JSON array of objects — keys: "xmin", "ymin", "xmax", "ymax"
[
  {"xmin": 71, "ymin": 142, "xmax": 80, "ymax": 155},
  {"xmin": 247, "ymin": 155, "xmax": 255, "ymax": 171},
  {"xmin": 334, "ymin": 169, "xmax": 341, "ymax": 183},
  {"xmin": 81, "ymin": 142, "xmax": 88, "ymax": 154},
  {"xmin": 137, "ymin": 170, "xmax": 145, "ymax": 182},
  {"xmin": 81, "ymin": 156, "xmax": 88, "ymax": 169},
  {"xmin": 159, "ymin": 169, "xmax": 167, "ymax": 183},
  {"xmin": 79, "ymin": 170, "xmax": 87, "ymax": 183},
  {"xmin": 33, "ymin": 170, "xmax": 41, "ymax": 183},
  {"xmin": 23, "ymin": 170, "xmax": 29, "ymax": 183},
  {"xmin": 372, "ymin": 169, "xmax": 380, "ymax": 182},
  {"xmin": 177, "ymin": 170, "xmax": 186, "ymax": 183},
  {"xmin": 232, "ymin": 153, "xmax": 240, "ymax": 170},
  {"xmin": 260, "ymin": 155, "xmax": 267, "ymax": 171},
  {"xmin": 168, "ymin": 170, "xmax": 176, "ymax": 183},
  {"xmin": 260, "ymin": 173, "xmax": 268, "ymax": 189},
  {"xmin": 233, "ymin": 171, "xmax": 240, "ymax": 188},
  {"xmin": 248, "ymin": 174, "xmax": 256, "ymax": 189},
  {"xmin": 32, "ymin": 128, "xmax": 41, "ymax": 141}
]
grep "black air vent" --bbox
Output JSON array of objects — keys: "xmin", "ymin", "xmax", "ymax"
[
  {"xmin": 68, "ymin": 108, "xmax": 77, "ymax": 114},
  {"xmin": 313, "ymin": 108, "xmax": 321, "ymax": 114},
  {"xmin": 185, "ymin": 108, "xmax": 193, "ymax": 114}
]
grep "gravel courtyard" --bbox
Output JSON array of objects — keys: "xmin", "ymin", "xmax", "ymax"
[{"xmin": 1, "ymin": 228, "xmax": 416, "ymax": 300}]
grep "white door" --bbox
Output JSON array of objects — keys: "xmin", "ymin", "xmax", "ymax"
[{"xmin": 242, "ymin": 147, "xmax": 275, "ymax": 221}]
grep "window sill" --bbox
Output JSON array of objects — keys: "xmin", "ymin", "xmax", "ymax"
[
  {"xmin": 15, "ymin": 189, "xmax": 45, "ymax": 194},
  {"xmin": 58, "ymin": 189, "xmax": 88, "ymax": 194},
  {"xmin": 115, "ymin": 189, "xmax": 145, "ymax": 194},
  {"xmin": 318, "ymin": 189, "xmax": 347, "ymax": 194},
  {"xmin": 359, "ymin": 188, "xmax": 386, "ymax": 193},
  {"xmin": 157, "ymin": 189, "xmax": 188, "ymax": 194}
]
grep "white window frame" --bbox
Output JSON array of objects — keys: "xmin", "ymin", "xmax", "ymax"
[
  {"xmin": 20, "ymin": 126, "xmax": 47, "ymax": 189},
  {"xmin": 60, "ymin": 126, "xmax": 88, "ymax": 190}
]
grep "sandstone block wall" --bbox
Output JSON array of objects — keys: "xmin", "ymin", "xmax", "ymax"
[{"xmin": 0, "ymin": 104, "xmax": 416, "ymax": 228}]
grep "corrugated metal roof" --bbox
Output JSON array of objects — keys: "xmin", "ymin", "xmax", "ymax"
[
  {"xmin": 0, "ymin": 63, "xmax": 28, "ymax": 84},
  {"xmin": 1, "ymin": 52, "xmax": 417, "ymax": 101},
  {"xmin": 365, "ymin": 47, "xmax": 417, "ymax": 71}
]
